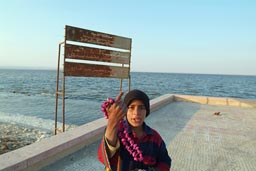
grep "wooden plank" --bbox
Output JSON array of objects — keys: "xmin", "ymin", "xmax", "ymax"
[
  {"xmin": 65, "ymin": 25, "xmax": 131, "ymax": 50},
  {"xmin": 64, "ymin": 62, "xmax": 129, "ymax": 78},
  {"xmin": 65, "ymin": 44, "xmax": 130, "ymax": 64}
]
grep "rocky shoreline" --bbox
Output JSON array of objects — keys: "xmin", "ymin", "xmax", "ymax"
[{"xmin": 0, "ymin": 122, "xmax": 53, "ymax": 155}]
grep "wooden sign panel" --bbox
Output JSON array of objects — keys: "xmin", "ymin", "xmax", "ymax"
[
  {"xmin": 64, "ymin": 62, "xmax": 129, "ymax": 78},
  {"xmin": 65, "ymin": 25, "xmax": 131, "ymax": 50},
  {"xmin": 65, "ymin": 44, "xmax": 130, "ymax": 64}
]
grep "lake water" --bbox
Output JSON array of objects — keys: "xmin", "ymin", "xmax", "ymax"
[{"xmin": 0, "ymin": 69, "xmax": 255, "ymax": 129}]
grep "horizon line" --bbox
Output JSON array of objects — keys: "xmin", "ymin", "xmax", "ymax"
[{"xmin": 0, "ymin": 66, "xmax": 255, "ymax": 77}]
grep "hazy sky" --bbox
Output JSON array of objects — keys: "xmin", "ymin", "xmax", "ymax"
[{"xmin": 0, "ymin": 0, "xmax": 255, "ymax": 75}]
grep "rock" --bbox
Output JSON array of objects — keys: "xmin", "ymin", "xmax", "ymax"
[
  {"xmin": 0, "ymin": 122, "xmax": 53, "ymax": 155},
  {"xmin": 0, "ymin": 144, "xmax": 8, "ymax": 151}
]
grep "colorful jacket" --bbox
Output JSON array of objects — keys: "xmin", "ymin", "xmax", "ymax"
[{"xmin": 98, "ymin": 122, "xmax": 171, "ymax": 171}]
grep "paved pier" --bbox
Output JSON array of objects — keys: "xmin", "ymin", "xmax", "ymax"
[
  {"xmin": 1, "ymin": 94, "xmax": 255, "ymax": 171},
  {"xmin": 40, "ymin": 100, "xmax": 256, "ymax": 171},
  {"xmin": 168, "ymin": 103, "xmax": 256, "ymax": 171}
]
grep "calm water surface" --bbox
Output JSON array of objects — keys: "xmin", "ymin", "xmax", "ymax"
[{"xmin": 0, "ymin": 69, "xmax": 255, "ymax": 128}]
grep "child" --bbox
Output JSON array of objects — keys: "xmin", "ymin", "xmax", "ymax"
[{"xmin": 98, "ymin": 89, "xmax": 171, "ymax": 171}]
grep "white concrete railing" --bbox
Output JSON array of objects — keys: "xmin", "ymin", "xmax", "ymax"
[
  {"xmin": 0, "ymin": 94, "xmax": 174, "ymax": 171},
  {"xmin": 0, "ymin": 94, "xmax": 255, "ymax": 171},
  {"xmin": 173, "ymin": 94, "xmax": 256, "ymax": 108}
]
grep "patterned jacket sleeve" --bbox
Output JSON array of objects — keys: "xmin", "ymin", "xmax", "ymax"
[
  {"xmin": 98, "ymin": 136, "xmax": 120, "ymax": 171},
  {"xmin": 98, "ymin": 137, "xmax": 111, "ymax": 169},
  {"xmin": 155, "ymin": 140, "xmax": 172, "ymax": 171}
]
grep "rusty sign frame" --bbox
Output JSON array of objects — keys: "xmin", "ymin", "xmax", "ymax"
[{"xmin": 55, "ymin": 25, "xmax": 132, "ymax": 134}]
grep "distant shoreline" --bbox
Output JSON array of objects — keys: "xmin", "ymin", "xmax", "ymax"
[{"xmin": 0, "ymin": 67, "xmax": 255, "ymax": 77}]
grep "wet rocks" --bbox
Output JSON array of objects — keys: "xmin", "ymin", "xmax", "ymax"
[{"xmin": 0, "ymin": 122, "xmax": 52, "ymax": 155}]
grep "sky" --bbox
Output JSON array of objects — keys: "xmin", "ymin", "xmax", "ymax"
[{"xmin": 0, "ymin": 0, "xmax": 255, "ymax": 75}]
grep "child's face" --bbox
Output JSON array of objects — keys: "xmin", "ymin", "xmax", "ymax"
[{"xmin": 126, "ymin": 99, "xmax": 146, "ymax": 128}]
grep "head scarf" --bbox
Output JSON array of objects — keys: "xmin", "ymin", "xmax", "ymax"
[{"xmin": 124, "ymin": 89, "xmax": 150, "ymax": 117}]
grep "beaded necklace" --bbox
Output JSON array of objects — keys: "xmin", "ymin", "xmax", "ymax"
[{"xmin": 101, "ymin": 98, "xmax": 143, "ymax": 161}]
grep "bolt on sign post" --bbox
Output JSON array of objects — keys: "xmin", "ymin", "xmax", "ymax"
[{"xmin": 55, "ymin": 25, "xmax": 132, "ymax": 134}]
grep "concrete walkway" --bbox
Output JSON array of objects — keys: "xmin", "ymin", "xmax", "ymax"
[
  {"xmin": 40, "ymin": 100, "xmax": 256, "ymax": 171},
  {"xmin": 1, "ymin": 94, "xmax": 255, "ymax": 171},
  {"xmin": 168, "ymin": 103, "xmax": 256, "ymax": 171}
]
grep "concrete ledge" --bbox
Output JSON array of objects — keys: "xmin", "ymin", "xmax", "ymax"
[
  {"xmin": 1, "ymin": 94, "xmax": 255, "ymax": 171},
  {"xmin": 174, "ymin": 94, "xmax": 256, "ymax": 108},
  {"xmin": 150, "ymin": 94, "xmax": 174, "ymax": 112},
  {"xmin": 0, "ymin": 118, "xmax": 107, "ymax": 171},
  {"xmin": 0, "ymin": 94, "xmax": 173, "ymax": 171}
]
